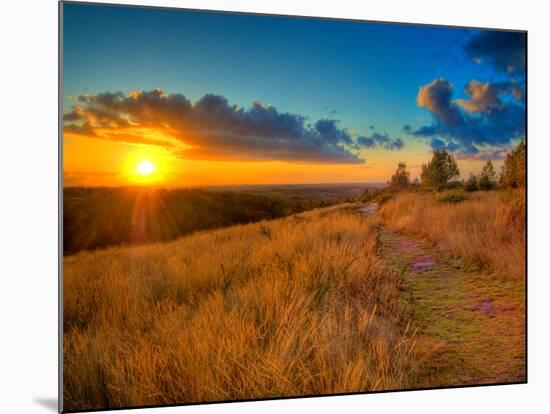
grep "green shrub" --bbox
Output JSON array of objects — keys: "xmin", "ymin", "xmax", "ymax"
[
  {"xmin": 435, "ymin": 180, "xmax": 464, "ymax": 192},
  {"xmin": 437, "ymin": 189, "xmax": 467, "ymax": 203},
  {"xmin": 465, "ymin": 173, "xmax": 478, "ymax": 192}
]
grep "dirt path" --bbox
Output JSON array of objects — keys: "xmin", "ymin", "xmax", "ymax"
[{"xmin": 377, "ymin": 227, "xmax": 525, "ymax": 387}]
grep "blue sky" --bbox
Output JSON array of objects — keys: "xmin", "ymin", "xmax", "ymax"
[{"xmin": 62, "ymin": 2, "xmax": 526, "ymax": 185}]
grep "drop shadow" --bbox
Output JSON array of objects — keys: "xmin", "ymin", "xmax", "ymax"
[{"xmin": 34, "ymin": 397, "xmax": 58, "ymax": 412}]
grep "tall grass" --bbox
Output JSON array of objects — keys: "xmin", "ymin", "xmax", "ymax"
[
  {"xmin": 380, "ymin": 190, "xmax": 525, "ymax": 279},
  {"xmin": 63, "ymin": 207, "xmax": 415, "ymax": 411}
]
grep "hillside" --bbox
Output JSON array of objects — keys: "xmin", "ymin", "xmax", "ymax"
[
  {"xmin": 63, "ymin": 205, "xmax": 413, "ymax": 411},
  {"xmin": 63, "ymin": 184, "xmax": 382, "ymax": 255},
  {"xmin": 63, "ymin": 191, "xmax": 526, "ymax": 411}
]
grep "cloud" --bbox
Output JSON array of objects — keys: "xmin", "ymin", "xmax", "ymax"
[
  {"xmin": 464, "ymin": 31, "xmax": 526, "ymax": 75},
  {"xmin": 64, "ymin": 89, "xmax": 406, "ymax": 164},
  {"xmin": 454, "ymin": 145, "xmax": 512, "ymax": 161},
  {"xmin": 407, "ymin": 78, "xmax": 525, "ymax": 157},
  {"xmin": 456, "ymin": 80, "xmax": 525, "ymax": 114},
  {"xmin": 417, "ymin": 78, "xmax": 462, "ymax": 125},
  {"xmin": 429, "ymin": 137, "xmax": 447, "ymax": 150},
  {"xmin": 356, "ymin": 132, "xmax": 404, "ymax": 150},
  {"xmin": 456, "ymin": 81, "xmax": 502, "ymax": 113}
]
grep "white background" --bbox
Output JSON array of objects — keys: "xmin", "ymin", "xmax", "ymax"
[{"xmin": 1, "ymin": 0, "xmax": 548, "ymax": 412}]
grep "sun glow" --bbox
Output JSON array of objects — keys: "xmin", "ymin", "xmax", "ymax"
[
  {"xmin": 120, "ymin": 146, "xmax": 175, "ymax": 185},
  {"xmin": 137, "ymin": 160, "xmax": 156, "ymax": 175}
]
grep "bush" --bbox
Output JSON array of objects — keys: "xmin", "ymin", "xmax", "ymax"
[
  {"xmin": 435, "ymin": 180, "xmax": 464, "ymax": 192},
  {"xmin": 465, "ymin": 174, "xmax": 478, "ymax": 192},
  {"xmin": 437, "ymin": 189, "xmax": 467, "ymax": 203}
]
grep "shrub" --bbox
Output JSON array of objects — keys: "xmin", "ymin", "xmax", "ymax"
[
  {"xmin": 437, "ymin": 189, "xmax": 467, "ymax": 203},
  {"xmin": 435, "ymin": 180, "xmax": 464, "ymax": 192},
  {"xmin": 465, "ymin": 173, "xmax": 478, "ymax": 192}
]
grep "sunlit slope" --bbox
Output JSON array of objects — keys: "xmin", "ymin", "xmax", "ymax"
[{"xmin": 63, "ymin": 206, "xmax": 414, "ymax": 411}]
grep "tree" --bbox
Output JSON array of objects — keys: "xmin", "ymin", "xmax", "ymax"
[
  {"xmin": 420, "ymin": 149, "xmax": 460, "ymax": 188},
  {"xmin": 500, "ymin": 140, "xmax": 526, "ymax": 188},
  {"xmin": 465, "ymin": 173, "xmax": 478, "ymax": 192},
  {"xmin": 388, "ymin": 162, "xmax": 410, "ymax": 190},
  {"xmin": 478, "ymin": 160, "xmax": 497, "ymax": 190}
]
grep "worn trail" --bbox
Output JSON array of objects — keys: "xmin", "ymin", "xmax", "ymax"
[
  {"xmin": 360, "ymin": 205, "xmax": 525, "ymax": 386},
  {"xmin": 379, "ymin": 227, "xmax": 525, "ymax": 386}
]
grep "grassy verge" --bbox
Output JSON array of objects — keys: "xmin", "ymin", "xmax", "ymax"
[{"xmin": 379, "ymin": 190, "xmax": 525, "ymax": 280}]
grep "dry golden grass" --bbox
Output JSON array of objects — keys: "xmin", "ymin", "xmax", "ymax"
[
  {"xmin": 380, "ymin": 190, "xmax": 525, "ymax": 280},
  {"xmin": 63, "ymin": 206, "xmax": 415, "ymax": 411}
]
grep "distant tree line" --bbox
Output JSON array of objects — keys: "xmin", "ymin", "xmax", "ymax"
[
  {"xmin": 362, "ymin": 140, "xmax": 526, "ymax": 204},
  {"xmin": 386, "ymin": 140, "xmax": 525, "ymax": 192}
]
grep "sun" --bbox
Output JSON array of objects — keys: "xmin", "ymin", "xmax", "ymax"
[
  {"xmin": 124, "ymin": 148, "xmax": 170, "ymax": 185},
  {"xmin": 136, "ymin": 160, "xmax": 156, "ymax": 175}
]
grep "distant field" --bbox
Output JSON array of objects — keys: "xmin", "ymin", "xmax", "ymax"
[
  {"xmin": 63, "ymin": 205, "xmax": 413, "ymax": 411},
  {"xmin": 202, "ymin": 183, "xmax": 385, "ymax": 200},
  {"xmin": 63, "ymin": 184, "xmax": 382, "ymax": 255}
]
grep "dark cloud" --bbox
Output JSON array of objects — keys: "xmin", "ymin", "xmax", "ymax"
[
  {"xmin": 65, "ymin": 89, "xmax": 381, "ymax": 164},
  {"xmin": 408, "ymin": 78, "xmax": 525, "ymax": 156},
  {"xmin": 417, "ymin": 78, "xmax": 462, "ymax": 125},
  {"xmin": 402, "ymin": 125, "xmax": 412, "ymax": 134},
  {"xmin": 356, "ymin": 132, "xmax": 404, "ymax": 150},
  {"xmin": 464, "ymin": 31, "xmax": 526, "ymax": 75},
  {"xmin": 64, "ymin": 89, "xmax": 405, "ymax": 163}
]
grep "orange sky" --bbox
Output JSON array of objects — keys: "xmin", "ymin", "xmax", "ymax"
[{"xmin": 63, "ymin": 132, "xmax": 500, "ymax": 188}]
